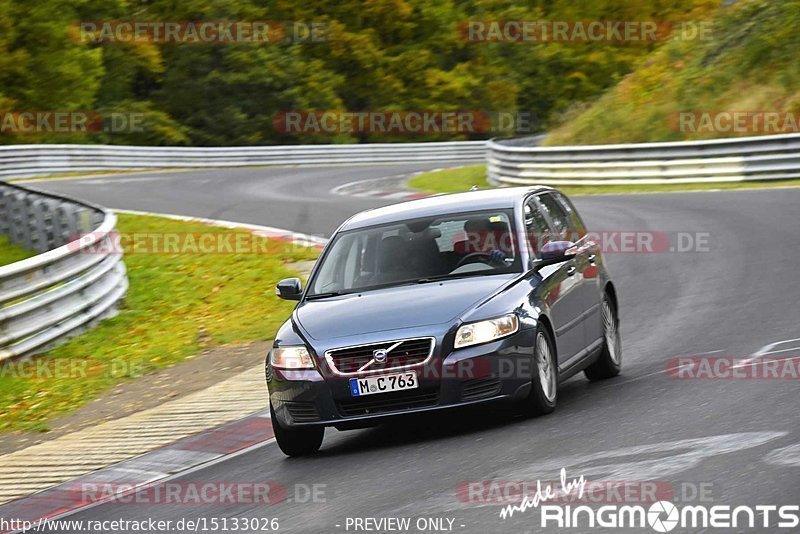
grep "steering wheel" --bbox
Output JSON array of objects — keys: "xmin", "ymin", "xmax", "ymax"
[{"xmin": 454, "ymin": 252, "xmax": 495, "ymax": 270}]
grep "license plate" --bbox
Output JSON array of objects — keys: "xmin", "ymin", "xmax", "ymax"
[{"xmin": 349, "ymin": 371, "xmax": 418, "ymax": 397}]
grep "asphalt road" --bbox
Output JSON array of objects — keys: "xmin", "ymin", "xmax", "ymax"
[
  {"xmin": 23, "ymin": 164, "xmax": 450, "ymax": 237},
  {"xmin": 28, "ymin": 167, "xmax": 800, "ymax": 533}
]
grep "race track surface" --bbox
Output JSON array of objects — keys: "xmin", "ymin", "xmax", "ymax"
[{"xmin": 29, "ymin": 167, "xmax": 800, "ymax": 533}]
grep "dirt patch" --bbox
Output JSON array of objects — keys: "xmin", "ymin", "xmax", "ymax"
[{"xmin": 0, "ymin": 341, "xmax": 269, "ymax": 455}]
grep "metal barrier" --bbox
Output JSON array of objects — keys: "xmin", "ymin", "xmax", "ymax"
[
  {"xmin": 5, "ymin": 131, "xmax": 794, "ymax": 361},
  {"xmin": 0, "ymin": 141, "xmax": 487, "ymax": 179},
  {"xmin": 487, "ymin": 133, "xmax": 800, "ymax": 185},
  {"xmin": 0, "ymin": 182, "xmax": 128, "ymax": 361}
]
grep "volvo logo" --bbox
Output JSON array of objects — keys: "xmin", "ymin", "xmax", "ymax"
[{"xmin": 373, "ymin": 348, "xmax": 388, "ymax": 363}]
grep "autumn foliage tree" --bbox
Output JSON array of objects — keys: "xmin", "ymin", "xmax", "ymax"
[{"xmin": 0, "ymin": 0, "xmax": 720, "ymax": 145}]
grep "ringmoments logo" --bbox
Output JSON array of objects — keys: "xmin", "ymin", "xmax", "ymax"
[
  {"xmin": 497, "ymin": 469, "xmax": 800, "ymax": 531},
  {"xmin": 536, "ymin": 502, "xmax": 800, "ymax": 531}
]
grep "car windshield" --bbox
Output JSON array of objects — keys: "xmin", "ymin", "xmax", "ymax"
[{"xmin": 307, "ymin": 210, "xmax": 521, "ymax": 297}]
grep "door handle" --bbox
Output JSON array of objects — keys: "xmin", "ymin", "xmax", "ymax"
[{"xmin": 566, "ymin": 265, "xmax": 577, "ymax": 277}]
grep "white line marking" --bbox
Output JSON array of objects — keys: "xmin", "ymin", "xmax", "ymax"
[
  {"xmin": 114, "ymin": 209, "xmax": 329, "ymax": 247},
  {"xmin": 764, "ymin": 443, "xmax": 800, "ymax": 467},
  {"xmin": 760, "ymin": 345, "xmax": 800, "ymax": 356},
  {"xmin": 12, "ymin": 438, "xmax": 277, "ymax": 534},
  {"xmin": 732, "ymin": 337, "xmax": 800, "ymax": 369}
]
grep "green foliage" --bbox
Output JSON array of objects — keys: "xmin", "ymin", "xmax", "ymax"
[
  {"xmin": 0, "ymin": 0, "xmax": 723, "ymax": 146},
  {"xmin": 407, "ymin": 164, "xmax": 800, "ymax": 194},
  {"xmin": 0, "ymin": 214, "xmax": 319, "ymax": 432},
  {"xmin": 0, "ymin": 235, "xmax": 35, "ymax": 265},
  {"xmin": 547, "ymin": 0, "xmax": 800, "ymax": 145}
]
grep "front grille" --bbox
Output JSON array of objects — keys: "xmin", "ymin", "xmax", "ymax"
[
  {"xmin": 284, "ymin": 401, "xmax": 321, "ymax": 423},
  {"xmin": 326, "ymin": 337, "xmax": 434, "ymax": 375},
  {"xmin": 461, "ymin": 377, "xmax": 501, "ymax": 401},
  {"xmin": 337, "ymin": 390, "xmax": 439, "ymax": 417}
]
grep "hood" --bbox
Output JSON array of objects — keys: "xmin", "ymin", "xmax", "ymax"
[{"xmin": 295, "ymin": 274, "xmax": 516, "ymax": 340}]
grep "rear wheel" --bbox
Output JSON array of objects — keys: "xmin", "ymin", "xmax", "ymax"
[
  {"xmin": 522, "ymin": 326, "xmax": 557, "ymax": 415},
  {"xmin": 584, "ymin": 295, "xmax": 622, "ymax": 381},
  {"xmin": 271, "ymin": 404, "xmax": 324, "ymax": 457}
]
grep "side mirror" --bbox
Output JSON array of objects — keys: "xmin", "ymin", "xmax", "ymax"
[
  {"xmin": 532, "ymin": 241, "xmax": 576, "ymax": 270},
  {"xmin": 540, "ymin": 241, "xmax": 575, "ymax": 261},
  {"xmin": 276, "ymin": 278, "xmax": 303, "ymax": 300}
]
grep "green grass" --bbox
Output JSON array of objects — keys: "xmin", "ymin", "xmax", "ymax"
[
  {"xmin": 0, "ymin": 214, "xmax": 319, "ymax": 432},
  {"xmin": 0, "ymin": 236, "xmax": 35, "ymax": 265},
  {"xmin": 407, "ymin": 164, "xmax": 800, "ymax": 195},
  {"xmin": 546, "ymin": 0, "xmax": 800, "ymax": 145},
  {"xmin": 407, "ymin": 165, "xmax": 491, "ymax": 194}
]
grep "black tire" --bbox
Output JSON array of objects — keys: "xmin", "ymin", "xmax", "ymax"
[
  {"xmin": 584, "ymin": 294, "xmax": 622, "ymax": 381},
  {"xmin": 522, "ymin": 325, "xmax": 557, "ymax": 416},
  {"xmin": 271, "ymin": 404, "xmax": 324, "ymax": 457}
]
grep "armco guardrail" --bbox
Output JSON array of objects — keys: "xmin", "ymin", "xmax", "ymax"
[
  {"xmin": 0, "ymin": 182, "xmax": 127, "ymax": 361},
  {"xmin": 488, "ymin": 133, "xmax": 800, "ymax": 185},
  {"xmin": 0, "ymin": 141, "xmax": 487, "ymax": 179}
]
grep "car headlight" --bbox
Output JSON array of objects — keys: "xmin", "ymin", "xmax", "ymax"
[
  {"xmin": 454, "ymin": 314, "xmax": 519, "ymax": 349},
  {"xmin": 270, "ymin": 346, "xmax": 315, "ymax": 369}
]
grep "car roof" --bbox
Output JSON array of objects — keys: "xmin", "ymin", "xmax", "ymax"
[{"xmin": 340, "ymin": 186, "xmax": 553, "ymax": 231}]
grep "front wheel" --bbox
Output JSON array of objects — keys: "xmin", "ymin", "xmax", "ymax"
[
  {"xmin": 584, "ymin": 295, "xmax": 622, "ymax": 381},
  {"xmin": 521, "ymin": 326, "xmax": 557, "ymax": 416},
  {"xmin": 271, "ymin": 404, "xmax": 324, "ymax": 457}
]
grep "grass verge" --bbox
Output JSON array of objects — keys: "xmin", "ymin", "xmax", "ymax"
[
  {"xmin": 0, "ymin": 236, "xmax": 35, "ymax": 266},
  {"xmin": 0, "ymin": 213, "xmax": 319, "ymax": 432},
  {"xmin": 545, "ymin": 0, "xmax": 800, "ymax": 145},
  {"xmin": 407, "ymin": 165, "xmax": 800, "ymax": 195}
]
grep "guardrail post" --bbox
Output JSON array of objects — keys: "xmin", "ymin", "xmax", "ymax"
[
  {"xmin": 0, "ymin": 181, "xmax": 128, "ymax": 361},
  {"xmin": 487, "ymin": 133, "xmax": 800, "ymax": 185},
  {"xmin": 0, "ymin": 188, "xmax": 9, "ymax": 236}
]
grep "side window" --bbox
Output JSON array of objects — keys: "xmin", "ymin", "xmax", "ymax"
[
  {"xmin": 538, "ymin": 193, "xmax": 573, "ymax": 241},
  {"xmin": 524, "ymin": 197, "xmax": 550, "ymax": 256},
  {"xmin": 552, "ymin": 192, "xmax": 587, "ymax": 238}
]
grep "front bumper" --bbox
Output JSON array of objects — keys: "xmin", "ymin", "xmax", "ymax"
[{"xmin": 267, "ymin": 329, "xmax": 536, "ymax": 428}]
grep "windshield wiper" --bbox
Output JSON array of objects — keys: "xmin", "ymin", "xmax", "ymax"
[
  {"xmin": 304, "ymin": 291, "xmax": 347, "ymax": 300},
  {"xmin": 416, "ymin": 272, "xmax": 487, "ymax": 284}
]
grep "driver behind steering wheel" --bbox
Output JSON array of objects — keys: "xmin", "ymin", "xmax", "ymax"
[{"xmin": 453, "ymin": 217, "xmax": 510, "ymax": 268}]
